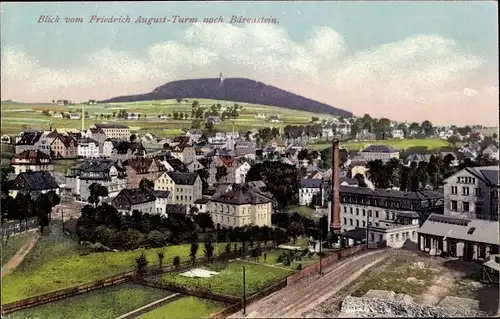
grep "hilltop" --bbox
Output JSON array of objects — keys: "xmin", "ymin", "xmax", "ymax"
[{"xmin": 100, "ymin": 77, "xmax": 353, "ymax": 118}]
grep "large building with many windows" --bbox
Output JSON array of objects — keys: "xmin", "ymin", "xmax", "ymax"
[{"xmin": 443, "ymin": 166, "xmax": 499, "ymax": 221}]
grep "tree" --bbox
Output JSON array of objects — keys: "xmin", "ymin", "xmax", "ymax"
[
  {"xmin": 215, "ymin": 166, "xmax": 228, "ymax": 182},
  {"xmin": 173, "ymin": 112, "xmax": 179, "ymax": 120},
  {"xmin": 135, "ymin": 253, "xmax": 149, "ymax": 276},
  {"xmin": 113, "ymin": 111, "xmax": 117, "ymax": 118},
  {"xmin": 250, "ymin": 247, "xmax": 262, "ymax": 262},
  {"xmin": 173, "ymin": 256, "xmax": 180, "ymax": 269},
  {"xmin": 157, "ymin": 250, "xmax": 165, "ymax": 270},
  {"xmin": 88, "ymin": 183, "xmax": 109, "ymax": 207},
  {"xmin": 203, "ymin": 242, "xmax": 215, "ymax": 263},
  {"xmin": 179, "ymin": 113, "xmax": 185, "ymax": 120},
  {"xmin": 139, "ymin": 179, "xmax": 154, "ymax": 189},
  {"xmin": 205, "ymin": 121, "xmax": 214, "ymax": 130},
  {"xmin": 225, "ymin": 243, "xmax": 231, "ymax": 258},
  {"xmin": 190, "ymin": 242, "xmax": 199, "ymax": 265},
  {"xmin": 354, "ymin": 173, "xmax": 367, "ymax": 187},
  {"xmin": 176, "ymin": 97, "xmax": 182, "ymax": 103},
  {"xmin": 447, "ymin": 135, "xmax": 461, "ymax": 147}
]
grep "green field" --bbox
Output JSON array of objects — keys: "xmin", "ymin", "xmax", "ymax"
[
  {"xmin": 5, "ymin": 283, "xmax": 172, "ymax": 319},
  {"xmin": 1, "ymin": 99, "xmax": 336, "ymax": 137},
  {"xmin": 161, "ymin": 260, "xmax": 292, "ymax": 298},
  {"xmin": 283, "ymin": 205, "xmax": 317, "ymax": 219},
  {"xmin": 138, "ymin": 296, "xmax": 225, "ymax": 319},
  {"xmin": 309, "ymin": 138, "xmax": 454, "ymax": 151},
  {"xmin": 1, "ymin": 225, "xmax": 241, "ymax": 304},
  {"xmin": 1, "ymin": 232, "xmax": 32, "ymax": 267}
]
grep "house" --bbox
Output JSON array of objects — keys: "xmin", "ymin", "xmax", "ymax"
[
  {"xmin": 340, "ymin": 177, "xmax": 359, "ymax": 187},
  {"xmin": 299, "ymin": 179, "xmax": 322, "ymax": 206},
  {"xmin": 443, "ymin": 166, "xmax": 498, "ymax": 221},
  {"xmin": 208, "ymin": 184, "xmax": 273, "ymax": 227},
  {"xmin": 193, "ymin": 197, "xmax": 210, "ymax": 213},
  {"xmin": 266, "ymin": 138, "xmax": 286, "ymax": 153},
  {"xmin": 235, "ymin": 162, "xmax": 251, "ymax": 184},
  {"xmin": 391, "ymin": 129, "xmax": 405, "ymax": 139},
  {"xmin": 360, "ymin": 145, "xmax": 400, "ymax": 163},
  {"xmin": 65, "ymin": 159, "xmax": 127, "ymax": 199},
  {"xmin": 127, "ymin": 113, "xmax": 139, "ymax": 120},
  {"xmin": 170, "ymin": 142, "xmax": 196, "ymax": 164},
  {"xmin": 45, "ymin": 130, "xmax": 62, "ymax": 145},
  {"xmin": 51, "ymin": 135, "xmax": 78, "ymax": 159},
  {"xmin": 206, "ymin": 116, "xmax": 220, "ymax": 124},
  {"xmin": 86, "ymin": 127, "xmax": 107, "ymax": 149},
  {"xmin": 109, "ymin": 141, "xmax": 146, "ymax": 161},
  {"xmin": 15, "ymin": 131, "xmax": 51, "ymax": 155},
  {"xmin": 70, "ymin": 113, "xmax": 81, "ymax": 120},
  {"xmin": 77, "ymin": 138, "xmax": 100, "ymax": 158},
  {"xmin": 88, "ymin": 100, "xmax": 97, "ymax": 105},
  {"xmin": 439, "ymin": 151, "xmax": 460, "ymax": 166},
  {"xmin": 405, "ymin": 154, "xmax": 432, "ymax": 166},
  {"xmin": 161, "ymin": 157, "xmax": 187, "ymax": 173},
  {"xmin": 186, "ymin": 159, "xmax": 204, "ymax": 173},
  {"xmin": 153, "ymin": 171, "xmax": 202, "ymax": 206},
  {"xmin": 159, "ymin": 114, "xmax": 170, "ymax": 120},
  {"xmin": 254, "ymin": 113, "xmax": 266, "ymax": 119},
  {"xmin": 337, "ymin": 120, "xmax": 352, "ymax": 136},
  {"xmin": 9, "ymin": 171, "xmax": 60, "ymax": 198},
  {"xmin": 1, "ymin": 134, "xmax": 12, "ymax": 144},
  {"xmin": 216, "ymin": 156, "xmax": 236, "ymax": 183},
  {"xmin": 111, "ymin": 188, "xmax": 171, "ymax": 216},
  {"xmin": 11, "ymin": 150, "xmax": 54, "ymax": 175},
  {"xmin": 483, "ymin": 145, "xmax": 499, "ymax": 161},
  {"xmin": 123, "ymin": 157, "xmax": 167, "ymax": 189},
  {"xmin": 355, "ymin": 129, "xmax": 376, "ymax": 141},
  {"xmin": 417, "ymin": 214, "xmax": 499, "ymax": 261},
  {"xmin": 185, "ymin": 130, "xmax": 203, "ymax": 142},
  {"xmin": 268, "ymin": 115, "xmax": 280, "ymax": 123},
  {"xmin": 468, "ymin": 132, "xmax": 485, "ymax": 142},
  {"xmin": 328, "ymin": 187, "xmax": 444, "ymax": 248},
  {"xmin": 90, "ymin": 123, "xmax": 130, "ymax": 139},
  {"xmin": 52, "ymin": 113, "xmax": 63, "ymax": 119}
]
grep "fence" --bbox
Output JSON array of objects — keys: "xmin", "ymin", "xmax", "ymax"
[{"xmin": 1, "ymin": 273, "xmax": 132, "ymax": 315}]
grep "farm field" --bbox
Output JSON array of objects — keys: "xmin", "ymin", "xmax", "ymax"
[
  {"xmin": 1, "ymin": 99, "xmax": 335, "ymax": 137},
  {"xmin": 137, "ymin": 296, "xmax": 225, "ymax": 319},
  {"xmin": 1, "ymin": 232, "xmax": 32, "ymax": 267},
  {"xmin": 309, "ymin": 138, "xmax": 454, "ymax": 151},
  {"xmin": 160, "ymin": 260, "xmax": 293, "ymax": 297},
  {"xmin": 5, "ymin": 283, "xmax": 172, "ymax": 319},
  {"xmin": 1, "ymin": 225, "xmax": 242, "ymax": 304}
]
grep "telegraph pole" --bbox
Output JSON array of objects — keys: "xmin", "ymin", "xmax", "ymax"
[
  {"xmin": 242, "ymin": 266, "xmax": 247, "ymax": 315},
  {"xmin": 366, "ymin": 210, "xmax": 370, "ymax": 248},
  {"xmin": 61, "ymin": 209, "xmax": 65, "ymax": 232},
  {"xmin": 319, "ymin": 229, "xmax": 323, "ymax": 275}
]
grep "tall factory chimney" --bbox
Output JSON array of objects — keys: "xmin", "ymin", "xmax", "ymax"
[{"xmin": 330, "ymin": 139, "xmax": 341, "ymax": 234}]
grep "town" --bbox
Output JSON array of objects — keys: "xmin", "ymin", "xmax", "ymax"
[{"xmin": 1, "ymin": 2, "xmax": 499, "ymax": 319}]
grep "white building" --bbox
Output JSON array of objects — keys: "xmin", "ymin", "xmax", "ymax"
[
  {"xmin": 359, "ymin": 145, "xmax": 400, "ymax": 163},
  {"xmin": 391, "ymin": 129, "xmax": 405, "ymax": 139},
  {"xmin": 77, "ymin": 138, "xmax": 100, "ymax": 158},
  {"xmin": 101, "ymin": 139, "xmax": 115, "ymax": 158},
  {"xmin": 235, "ymin": 162, "xmax": 252, "ymax": 184},
  {"xmin": 70, "ymin": 113, "xmax": 81, "ymax": 120},
  {"xmin": 299, "ymin": 179, "xmax": 322, "ymax": 206},
  {"xmin": 127, "ymin": 113, "xmax": 139, "ymax": 120},
  {"xmin": 111, "ymin": 188, "xmax": 171, "ymax": 216}
]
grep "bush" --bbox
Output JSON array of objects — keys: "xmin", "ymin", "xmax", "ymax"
[
  {"xmin": 296, "ymin": 264, "xmax": 302, "ymax": 271},
  {"xmin": 147, "ymin": 230, "xmax": 167, "ymax": 248},
  {"xmin": 173, "ymin": 256, "xmax": 180, "ymax": 269}
]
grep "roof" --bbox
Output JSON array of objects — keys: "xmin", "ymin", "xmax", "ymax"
[
  {"xmin": 340, "ymin": 227, "xmax": 367, "ymax": 240},
  {"xmin": 172, "ymin": 136, "xmax": 191, "ymax": 145},
  {"xmin": 300, "ymin": 179, "xmax": 323, "ymax": 188},
  {"xmin": 52, "ymin": 135, "xmax": 77, "ymax": 148},
  {"xmin": 194, "ymin": 198, "xmax": 210, "ymax": 204},
  {"xmin": 340, "ymin": 177, "xmax": 358, "ymax": 186},
  {"xmin": 112, "ymin": 188, "xmax": 158, "ymax": 209},
  {"xmin": 418, "ymin": 214, "xmax": 499, "ymax": 246},
  {"xmin": 11, "ymin": 149, "xmax": 52, "ymax": 165},
  {"xmin": 406, "ymin": 154, "xmax": 432, "ymax": 163},
  {"xmin": 124, "ymin": 157, "xmax": 165, "ymax": 174},
  {"xmin": 15, "ymin": 131, "xmax": 43, "ymax": 146},
  {"xmin": 167, "ymin": 172, "xmax": 198, "ymax": 185},
  {"xmin": 219, "ymin": 156, "xmax": 234, "ymax": 167},
  {"xmin": 465, "ymin": 166, "xmax": 499, "ymax": 187},
  {"xmin": 339, "ymin": 186, "xmax": 444, "ymax": 201},
  {"xmin": 211, "ymin": 184, "xmax": 273, "ymax": 205},
  {"xmin": 11, "ymin": 171, "xmax": 59, "ymax": 191},
  {"xmin": 88, "ymin": 127, "xmax": 105, "ymax": 134},
  {"xmin": 361, "ymin": 145, "xmax": 397, "ymax": 153},
  {"xmin": 94, "ymin": 123, "xmax": 129, "ymax": 129},
  {"xmin": 78, "ymin": 137, "xmax": 99, "ymax": 146}
]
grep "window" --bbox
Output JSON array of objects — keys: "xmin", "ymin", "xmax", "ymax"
[
  {"xmin": 344, "ymin": 206, "xmax": 347, "ymax": 213},
  {"xmin": 450, "ymin": 186, "xmax": 457, "ymax": 195},
  {"xmin": 362, "ymin": 209, "xmax": 366, "ymax": 216},
  {"xmin": 362, "ymin": 221, "xmax": 366, "ymax": 227},
  {"xmin": 349, "ymin": 219, "xmax": 353, "ymax": 226},
  {"xmin": 390, "ymin": 234, "xmax": 394, "ymax": 242},
  {"xmin": 462, "ymin": 187, "xmax": 469, "ymax": 196},
  {"xmin": 343, "ymin": 217, "xmax": 347, "ymax": 225},
  {"xmin": 375, "ymin": 211, "xmax": 379, "ymax": 218},
  {"xmin": 395, "ymin": 233, "xmax": 400, "ymax": 241},
  {"xmin": 370, "ymin": 233, "xmax": 374, "ymax": 241},
  {"xmin": 350, "ymin": 207, "xmax": 353, "ymax": 214},
  {"xmin": 451, "ymin": 200, "xmax": 458, "ymax": 211},
  {"xmin": 379, "ymin": 234, "xmax": 383, "ymax": 242},
  {"xmin": 463, "ymin": 202, "xmax": 469, "ymax": 212},
  {"xmin": 356, "ymin": 220, "xmax": 359, "ymax": 227},
  {"xmin": 475, "ymin": 188, "xmax": 482, "ymax": 196},
  {"xmin": 356, "ymin": 208, "xmax": 359, "ymax": 215},
  {"xmin": 412, "ymin": 231, "xmax": 416, "ymax": 239},
  {"xmin": 478, "ymin": 245, "xmax": 486, "ymax": 259}
]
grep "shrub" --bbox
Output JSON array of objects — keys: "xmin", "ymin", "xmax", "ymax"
[{"xmin": 296, "ymin": 264, "xmax": 302, "ymax": 271}]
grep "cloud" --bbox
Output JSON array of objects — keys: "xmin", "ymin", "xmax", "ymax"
[
  {"xmin": 463, "ymin": 88, "xmax": 478, "ymax": 96},
  {"xmin": 1, "ymin": 22, "xmax": 495, "ymax": 125}
]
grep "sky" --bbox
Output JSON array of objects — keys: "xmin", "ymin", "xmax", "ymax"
[{"xmin": 1, "ymin": 1, "xmax": 498, "ymax": 126}]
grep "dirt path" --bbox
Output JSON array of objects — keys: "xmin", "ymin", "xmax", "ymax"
[
  {"xmin": 229, "ymin": 249, "xmax": 394, "ymax": 318},
  {"xmin": 1, "ymin": 230, "xmax": 40, "ymax": 277}
]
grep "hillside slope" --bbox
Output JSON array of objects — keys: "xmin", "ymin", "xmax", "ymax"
[{"xmin": 100, "ymin": 77, "xmax": 353, "ymax": 118}]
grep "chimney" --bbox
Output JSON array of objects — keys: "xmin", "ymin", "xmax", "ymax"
[{"xmin": 330, "ymin": 139, "xmax": 341, "ymax": 234}]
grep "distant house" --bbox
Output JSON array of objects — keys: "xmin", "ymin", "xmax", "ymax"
[
  {"xmin": 1, "ymin": 134, "xmax": 12, "ymax": 144},
  {"xmin": 127, "ymin": 113, "xmax": 139, "ymax": 120},
  {"xmin": 111, "ymin": 188, "xmax": 171, "ymax": 216},
  {"xmin": 86, "ymin": 127, "xmax": 107, "ymax": 149},
  {"xmin": 90, "ymin": 123, "xmax": 130, "ymax": 139},
  {"xmin": 194, "ymin": 197, "xmax": 210, "ymax": 213},
  {"xmin": 123, "ymin": 157, "xmax": 167, "ymax": 189},
  {"xmin": 185, "ymin": 130, "xmax": 203, "ymax": 142},
  {"xmin": 70, "ymin": 113, "xmax": 81, "ymax": 120},
  {"xmin": 51, "ymin": 135, "xmax": 78, "ymax": 159},
  {"xmin": 154, "ymin": 171, "xmax": 202, "ymax": 206},
  {"xmin": 15, "ymin": 131, "xmax": 51, "ymax": 155},
  {"xmin": 391, "ymin": 129, "xmax": 405, "ymax": 139},
  {"xmin": 235, "ymin": 161, "xmax": 251, "ymax": 184},
  {"xmin": 483, "ymin": 145, "xmax": 499, "ymax": 161},
  {"xmin": 206, "ymin": 116, "xmax": 220, "ymax": 125},
  {"xmin": 52, "ymin": 113, "xmax": 63, "ymax": 119},
  {"xmin": 355, "ymin": 129, "xmax": 376, "ymax": 141},
  {"xmin": 268, "ymin": 116, "xmax": 280, "ymax": 123},
  {"xmin": 10, "ymin": 171, "xmax": 60, "ymax": 198},
  {"xmin": 11, "ymin": 150, "xmax": 54, "ymax": 175},
  {"xmin": 88, "ymin": 100, "xmax": 97, "ymax": 105},
  {"xmin": 159, "ymin": 114, "xmax": 170, "ymax": 120},
  {"xmin": 254, "ymin": 113, "xmax": 266, "ymax": 119},
  {"xmin": 170, "ymin": 142, "xmax": 196, "ymax": 164},
  {"xmin": 468, "ymin": 132, "xmax": 485, "ymax": 142},
  {"xmin": 360, "ymin": 145, "xmax": 399, "ymax": 163},
  {"xmin": 299, "ymin": 178, "xmax": 322, "ymax": 206}
]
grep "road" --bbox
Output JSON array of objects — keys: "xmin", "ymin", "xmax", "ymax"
[{"xmin": 229, "ymin": 249, "xmax": 393, "ymax": 318}]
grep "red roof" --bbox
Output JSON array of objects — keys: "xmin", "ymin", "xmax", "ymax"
[{"xmin": 219, "ymin": 156, "xmax": 234, "ymax": 167}]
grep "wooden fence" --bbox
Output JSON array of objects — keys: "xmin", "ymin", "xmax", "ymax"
[{"xmin": 1, "ymin": 273, "xmax": 132, "ymax": 314}]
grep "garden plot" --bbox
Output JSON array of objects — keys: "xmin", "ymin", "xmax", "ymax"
[{"xmin": 180, "ymin": 268, "xmax": 219, "ymax": 278}]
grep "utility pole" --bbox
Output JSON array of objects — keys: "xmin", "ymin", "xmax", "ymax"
[
  {"xmin": 242, "ymin": 266, "xmax": 246, "ymax": 315},
  {"xmin": 319, "ymin": 229, "xmax": 323, "ymax": 275},
  {"xmin": 61, "ymin": 209, "xmax": 65, "ymax": 232},
  {"xmin": 366, "ymin": 210, "xmax": 370, "ymax": 248}
]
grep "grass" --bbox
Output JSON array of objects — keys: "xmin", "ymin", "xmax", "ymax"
[
  {"xmin": 283, "ymin": 205, "xmax": 317, "ymax": 219},
  {"xmin": 352, "ymin": 254, "xmax": 437, "ymax": 297},
  {"xmin": 245, "ymin": 248, "xmax": 318, "ymax": 270},
  {"xmin": 52, "ymin": 159, "xmax": 78, "ymax": 174},
  {"xmin": 1, "ymin": 225, "xmax": 241, "ymax": 304},
  {"xmin": 309, "ymin": 138, "xmax": 454, "ymax": 151},
  {"xmin": 160, "ymin": 260, "xmax": 292, "ymax": 297},
  {"xmin": 1, "ymin": 99, "xmax": 336, "ymax": 137},
  {"xmin": 1, "ymin": 232, "xmax": 32, "ymax": 267},
  {"xmin": 137, "ymin": 296, "xmax": 225, "ymax": 319},
  {"xmin": 5, "ymin": 283, "xmax": 172, "ymax": 319}
]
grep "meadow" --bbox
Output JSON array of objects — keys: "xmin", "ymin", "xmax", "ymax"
[
  {"xmin": 137, "ymin": 296, "xmax": 225, "ymax": 319},
  {"xmin": 1, "ymin": 225, "xmax": 241, "ymax": 304},
  {"xmin": 1, "ymin": 232, "xmax": 32, "ymax": 267},
  {"xmin": 309, "ymin": 138, "xmax": 454, "ymax": 151},
  {"xmin": 5, "ymin": 283, "xmax": 172, "ymax": 319},
  {"xmin": 1, "ymin": 99, "xmax": 334, "ymax": 137},
  {"xmin": 160, "ymin": 260, "xmax": 293, "ymax": 297}
]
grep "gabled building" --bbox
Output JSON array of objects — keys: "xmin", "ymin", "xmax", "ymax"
[
  {"xmin": 443, "ymin": 166, "xmax": 499, "ymax": 221},
  {"xmin": 208, "ymin": 184, "xmax": 273, "ymax": 227},
  {"xmin": 216, "ymin": 156, "xmax": 236, "ymax": 183},
  {"xmin": 65, "ymin": 159, "xmax": 127, "ymax": 199},
  {"xmin": 186, "ymin": 158, "xmax": 204, "ymax": 173},
  {"xmin": 86, "ymin": 127, "xmax": 107, "ymax": 149},
  {"xmin": 483, "ymin": 145, "xmax": 499, "ymax": 161},
  {"xmin": 15, "ymin": 131, "xmax": 51, "ymax": 155},
  {"xmin": 11, "ymin": 150, "xmax": 54, "ymax": 175},
  {"xmin": 153, "ymin": 171, "xmax": 202, "ymax": 206},
  {"xmin": 111, "ymin": 188, "xmax": 171, "ymax": 216},
  {"xmin": 235, "ymin": 161, "xmax": 252, "ymax": 184},
  {"xmin": 123, "ymin": 157, "xmax": 167, "ymax": 189},
  {"xmin": 299, "ymin": 178, "xmax": 322, "ymax": 206},
  {"xmin": 360, "ymin": 145, "xmax": 399, "ymax": 163},
  {"xmin": 170, "ymin": 142, "xmax": 196, "ymax": 164},
  {"xmin": 90, "ymin": 123, "xmax": 130, "ymax": 139},
  {"xmin": 9, "ymin": 171, "xmax": 60, "ymax": 198},
  {"xmin": 77, "ymin": 137, "xmax": 100, "ymax": 158},
  {"xmin": 51, "ymin": 135, "xmax": 78, "ymax": 159}
]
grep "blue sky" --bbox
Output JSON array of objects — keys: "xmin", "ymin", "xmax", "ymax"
[{"xmin": 1, "ymin": 1, "xmax": 498, "ymax": 125}]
